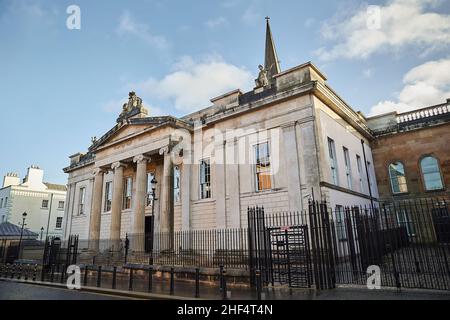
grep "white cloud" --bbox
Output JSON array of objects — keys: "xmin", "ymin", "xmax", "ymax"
[
  {"xmin": 130, "ymin": 55, "xmax": 253, "ymax": 113},
  {"xmin": 315, "ymin": 0, "xmax": 450, "ymax": 61},
  {"xmin": 205, "ymin": 17, "xmax": 228, "ymax": 29},
  {"xmin": 116, "ymin": 11, "xmax": 169, "ymax": 49},
  {"xmin": 369, "ymin": 57, "xmax": 450, "ymax": 115}
]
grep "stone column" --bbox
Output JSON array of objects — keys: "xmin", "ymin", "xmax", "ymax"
[
  {"xmin": 214, "ymin": 140, "xmax": 226, "ymax": 229},
  {"xmin": 110, "ymin": 162, "xmax": 126, "ymax": 245},
  {"xmin": 226, "ymin": 137, "xmax": 241, "ymax": 228},
  {"xmin": 159, "ymin": 146, "xmax": 172, "ymax": 235},
  {"xmin": 132, "ymin": 155, "xmax": 149, "ymax": 252},
  {"xmin": 181, "ymin": 159, "xmax": 191, "ymax": 231},
  {"xmin": 282, "ymin": 122, "xmax": 303, "ymax": 212},
  {"xmin": 89, "ymin": 168, "xmax": 105, "ymax": 251}
]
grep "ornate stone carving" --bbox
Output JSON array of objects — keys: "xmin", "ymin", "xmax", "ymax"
[
  {"xmin": 117, "ymin": 91, "xmax": 148, "ymax": 122},
  {"xmin": 159, "ymin": 146, "xmax": 170, "ymax": 156},
  {"xmin": 255, "ymin": 64, "xmax": 269, "ymax": 88},
  {"xmin": 111, "ymin": 162, "xmax": 126, "ymax": 171},
  {"xmin": 92, "ymin": 168, "xmax": 106, "ymax": 176},
  {"xmin": 133, "ymin": 155, "xmax": 150, "ymax": 164}
]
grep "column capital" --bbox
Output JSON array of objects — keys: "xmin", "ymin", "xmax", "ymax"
[
  {"xmin": 133, "ymin": 155, "xmax": 150, "ymax": 164},
  {"xmin": 159, "ymin": 146, "xmax": 170, "ymax": 156},
  {"xmin": 92, "ymin": 168, "xmax": 106, "ymax": 176},
  {"xmin": 111, "ymin": 162, "xmax": 127, "ymax": 171}
]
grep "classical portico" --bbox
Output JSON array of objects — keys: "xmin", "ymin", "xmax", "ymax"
[{"xmin": 73, "ymin": 91, "xmax": 192, "ymax": 252}]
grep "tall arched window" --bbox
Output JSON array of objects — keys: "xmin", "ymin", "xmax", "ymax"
[
  {"xmin": 420, "ymin": 156, "xmax": 444, "ymax": 191},
  {"xmin": 389, "ymin": 162, "xmax": 408, "ymax": 194}
]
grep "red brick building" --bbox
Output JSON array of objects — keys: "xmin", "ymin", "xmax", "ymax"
[{"xmin": 367, "ymin": 100, "xmax": 450, "ymax": 201}]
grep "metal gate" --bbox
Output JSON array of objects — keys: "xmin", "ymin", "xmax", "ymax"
[
  {"xmin": 269, "ymin": 226, "xmax": 312, "ymax": 288},
  {"xmin": 248, "ymin": 207, "xmax": 313, "ymax": 288},
  {"xmin": 42, "ymin": 235, "xmax": 79, "ymax": 270}
]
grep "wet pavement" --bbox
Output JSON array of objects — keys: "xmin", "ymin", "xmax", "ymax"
[
  {"xmin": 1, "ymin": 276, "xmax": 449, "ymax": 300},
  {"xmin": 0, "ymin": 281, "xmax": 131, "ymax": 300}
]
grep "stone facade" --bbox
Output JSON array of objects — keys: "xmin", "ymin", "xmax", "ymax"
[{"xmin": 62, "ymin": 22, "xmax": 378, "ymax": 249}]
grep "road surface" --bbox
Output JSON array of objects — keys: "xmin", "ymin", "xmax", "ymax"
[{"xmin": 0, "ymin": 281, "xmax": 135, "ymax": 300}]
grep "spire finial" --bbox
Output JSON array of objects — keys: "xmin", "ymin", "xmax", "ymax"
[{"xmin": 264, "ymin": 17, "xmax": 281, "ymax": 80}]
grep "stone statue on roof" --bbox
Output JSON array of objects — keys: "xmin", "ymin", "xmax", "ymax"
[
  {"xmin": 255, "ymin": 64, "xmax": 269, "ymax": 88},
  {"xmin": 118, "ymin": 91, "xmax": 149, "ymax": 122}
]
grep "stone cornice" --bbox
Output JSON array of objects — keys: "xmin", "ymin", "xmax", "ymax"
[{"xmin": 313, "ymin": 81, "xmax": 374, "ymax": 140}]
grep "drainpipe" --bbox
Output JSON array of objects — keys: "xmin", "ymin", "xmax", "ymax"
[
  {"xmin": 361, "ymin": 139, "xmax": 375, "ymax": 212},
  {"xmin": 45, "ymin": 193, "xmax": 54, "ymax": 239}
]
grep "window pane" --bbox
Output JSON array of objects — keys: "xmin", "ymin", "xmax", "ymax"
[
  {"xmin": 389, "ymin": 162, "xmax": 408, "ymax": 194},
  {"xmin": 199, "ymin": 159, "xmax": 211, "ymax": 199},
  {"xmin": 174, "ymin": 166, "xmax": 181, "ymax": 203},
  {"xmin": 421, "ymin": 157, "xmax": 444, "ymax": 191},
  {"xmin": 255, "ymin": 142, "xmax": 272, "ymax": 191}
]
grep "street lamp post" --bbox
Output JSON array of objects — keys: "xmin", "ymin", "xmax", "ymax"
[
  {"xmin": 149, "ymin": 177, "xmax": 158, "ymax": 265},
  {"xmin": 18, "ymin": 212, "xmax": 27, "ymax": 259},
  {"xmin": 40, "ymin": 227, "xmax": 44, "ymax": 241}
]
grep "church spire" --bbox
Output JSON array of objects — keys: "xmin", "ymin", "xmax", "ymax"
[{"xmin": 264, "ymin": 17, "xmax": 281, "ymax": 80}]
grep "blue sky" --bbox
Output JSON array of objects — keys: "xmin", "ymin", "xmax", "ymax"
[{"xmin": 0, "ymin": 0, "xmax": 449, "ymax": 184}]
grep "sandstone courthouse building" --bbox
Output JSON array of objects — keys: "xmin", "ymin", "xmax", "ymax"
[{"xmin": 62, "ymin": 20, "xmax": 381, "ymax": 250}]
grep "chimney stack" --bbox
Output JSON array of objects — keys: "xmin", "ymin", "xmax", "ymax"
[{"xmin": 3, "ymin": 173, "xmax": 20, "ymax": 188}]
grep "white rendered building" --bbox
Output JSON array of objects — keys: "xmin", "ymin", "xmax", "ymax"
[{"xmin": 0, "ymin": 166, "xmax": 67, "ymax": 239}]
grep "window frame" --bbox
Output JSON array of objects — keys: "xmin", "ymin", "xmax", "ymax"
[
  {"xmin": 199, "ymin": 158, "xmax": 211, "ymax": 199},
  {"xmin": 253, "ymin": 141, "xmax": 273, "ymax": 192},
  {"xmin": 388, "ymin": 161, "xmax": 409, "ymax": 195},
  {"xmin": 104, "ymin": 181, "xmax": 113, "ymax": 212},
  {"xmin": 55, "ymin": 217, "xmax": 63, "ymax": 229},
  {"xmin": 420, "ymin": 155, "xmax": 445, "ymax": 192},
  {"xmin": 78, "ymin": 187, "xmax": 86, "ymax": 215},
  {"xmin": 327, "ymin": 138, "xmax": 339, "ymax": 186},
  {"xmin": 343, "ymin": 147, "xmax": 352, "ymax": 190},
  {"xmin": 58, "ymin": 201, "xmax": 65, "ymax": 210},
  {"xmin": 42, "ymin": 199, "xmax": 49, "ymax": 209},
  {"xmin": 356, "ymin": 155, "xmax": 364, "ymax": 193},
  {"xmin": 335, "ymin": 205, "xmax": 348, "ymax": 241},
  {"xmin": 174, "ymin": 166, "xmax": 181, "ymax": 203},
  {"xmin": 123, "ymin": 177, "xmax": 133, "ymax": 210}
]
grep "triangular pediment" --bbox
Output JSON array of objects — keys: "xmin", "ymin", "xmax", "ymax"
[{"xmin": 89, "ymin": 116, "xmax": 193, "ymax": 152}]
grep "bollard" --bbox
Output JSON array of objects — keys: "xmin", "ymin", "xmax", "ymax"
[
  {"xmin": 221, "ymin": 266, "xmax": 227, "ymax": 300},
  {"xmin": 128, "ymin": 268, "xmax": 134, "ymax": 291},
  {"xmin": 83, "ymin": 266, "xmax": 88, "ymax": 286},
  {"xmin": 256, "ymin": 269, "xmax": 262, "ymax": 300},
  {"xmin": 148, "ymin": 267, "xmax": 153, "ymax": 293},
  {"xmin": 92, "ymin": 256, "xmax": 96, "ymax": 266},
  {"xmin": 112, "ymin": 266, "xmax": 117, "ymax": 289},
  {"xmin": 195, "ymin": 268, "xmax": 200, "ymax": 298},
  {"xmin": 18, "ymin": 264, "xmax": 22, "ymax": 280},
  {"xmin": 97, "ymin": 266, "xmax": 102, "ymax": 288},
  {"xmin": 60, "ymin": 264, "xmax": 65, "ymax": 284},
  {"xmin": 40, "ymin": 265, "xmax": 45, "ymax": 282},
  {"xmin": 11, "ymin": 264, "xmax": 15, "ymax": 279},
  {"xmin": 33, "ymin": 264, "xmax": 37, "ymax": 282},
  {"xmin": 219, "ymin": 265, "xmax": 224, "ymax": 291},
  {"xmin": 50, "ymin": 264, "xmax": 55, "ymax": 282},
  {"xmin": 170, "ymin": 267, "xmax": 174, "ymax": 295},
  {"xmin": 24, "ymin": 264, "xmax": 29, "ymax": 281}
]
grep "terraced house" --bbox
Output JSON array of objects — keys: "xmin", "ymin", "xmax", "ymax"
[{"xmin": 62, "ymin": 20, "xmax": 379, "ymax": 251}]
